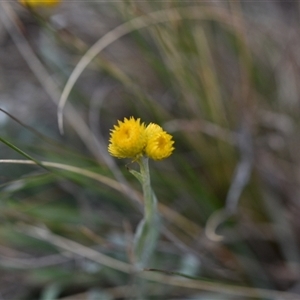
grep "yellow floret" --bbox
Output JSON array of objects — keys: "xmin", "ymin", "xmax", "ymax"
[
  {"xmin": 108, "ymin": 117, "xmax": 147, "ymax": 159},
  {"xmin": 19, "ymin": 0, "xmax": 60, "ymax": 7},
  {"xmin": 145, "ymin": 123, "xmax": 174, "ymax": 160}
]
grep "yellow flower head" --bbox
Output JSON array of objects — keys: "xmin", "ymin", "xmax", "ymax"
[
  {"xmin": 108, "ymin": 117, "xmax": 147, "ymax": 159},
  {"xmin": 19, "ymin": 0, "xmax": 60, "ymax": 7},
  {"xmin": 145, "ymin": 123, "xmax": 175, "ymax": 160}
]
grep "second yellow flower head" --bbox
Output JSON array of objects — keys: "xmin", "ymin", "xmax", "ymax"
[
  {"xmin": 145, "ymin": 123, "xmax": 174, "ymax": 160},
  {"xmin": 108, "ymin": 117, "xmax": 174, "ymax": 160}
]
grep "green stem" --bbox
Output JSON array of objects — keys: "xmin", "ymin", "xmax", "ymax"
[
  {"xmin": 132, "ymin": 156, "xmax": 159, "ymax": 270},
  {"xmin": 138, "ymin": 156, "xmax": 156, "ymax": 223}
]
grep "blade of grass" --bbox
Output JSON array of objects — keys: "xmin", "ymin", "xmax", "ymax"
[
  {"xmin": 0, "ymin": 137, "xmax": 50, "ymax": 173},
  {"xmin": 0, "ymin": 159, "xmax": 204, "ymax": 239},
  {"xmin": 16, "ymin": 224, "xmax": 300, "ymax": 299},
  {"xmin": 58, "ymin": 5, "xmax": 245, "ymax": 133}
]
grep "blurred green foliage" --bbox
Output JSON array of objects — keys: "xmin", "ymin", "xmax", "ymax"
[{"xmin": 1, "ymin": 1, "xmax": 300, "ymax": 299}]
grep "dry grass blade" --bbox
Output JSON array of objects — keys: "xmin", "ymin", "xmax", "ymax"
[
  {"xmin": 0, "ymin": 159, "xmax": 131, "ymax": 196},
  {"xmin": 17, "ymin": 224, "xmax": 132, "ymax": 273},
  {"xmin": 0, "ymin": 2, "xmax": 107, "ymax": 165},
  {"xmin": 58, "ymin": 5, "xmax": 244, "ymax": 133},
  {"xmin": 0, "ymin": 159, "xmax": 202, "ymax": 237},
  {"xmin": 0, "ymin": 2, "xmax": 150, "ymax": 209},
  {"xmin": 17, "ymin": 224, "xmax": 300, "ymax": 299}
]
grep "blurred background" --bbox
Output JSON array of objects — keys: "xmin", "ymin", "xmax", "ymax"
[{"xmin": 1, "ymin": 1, "xmax": 300, "ymax": 299}]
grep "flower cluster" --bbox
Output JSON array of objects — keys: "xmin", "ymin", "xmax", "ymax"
[
  {"xmin": 19, "ymin": 0, "xmax": 60, "ymax": 7},
  {"xmin": 108, "ymin": 117, "xmax": 174, "ymax": 160}
]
